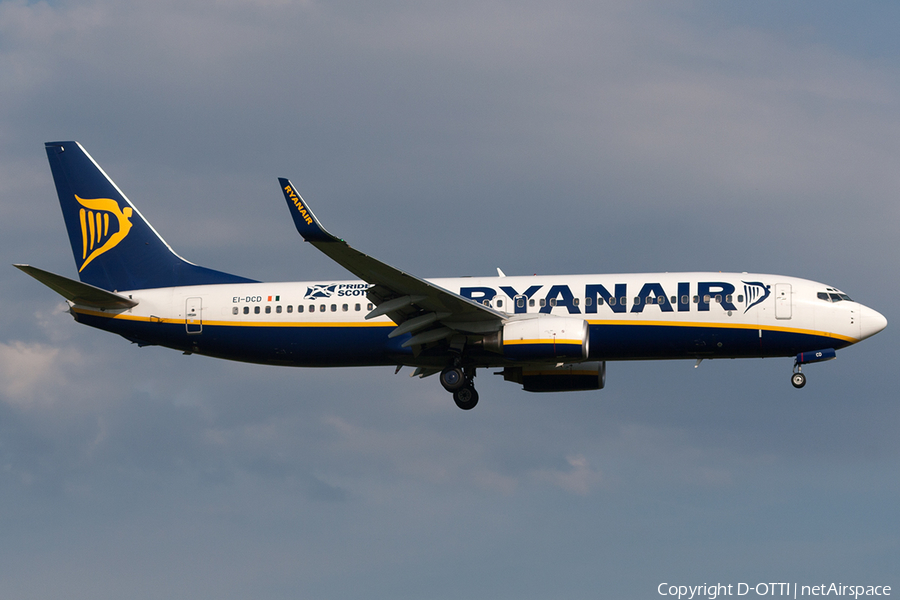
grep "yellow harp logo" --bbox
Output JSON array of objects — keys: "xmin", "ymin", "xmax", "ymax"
[{"xmin": 75, "ymin": 195, "xmax": 134, "ymax": 272}]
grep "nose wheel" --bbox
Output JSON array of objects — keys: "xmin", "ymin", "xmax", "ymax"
[
  {"xmin": 441, "ymin": 366, "xmax": 479, "ymax": 410},
  {"xmin": 791, "ymin": 358, "xmax": 807, "ymax": 389}
]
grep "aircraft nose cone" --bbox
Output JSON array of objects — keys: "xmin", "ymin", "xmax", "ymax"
[{"xmin": 859, "ymin": 306, "xmax": 887, "ymax": 340}]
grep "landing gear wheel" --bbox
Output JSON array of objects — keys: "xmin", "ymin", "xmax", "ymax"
[
  {"xmin": 791, "ymin": 372, "xmax": 807, "ymax": 389},
  {"xmin": 453, "ymin": 385, "xmax": 479, "ymax": 410},
  {"xmin": 440, "ymin": 367, "xmax": 466, "ymax": 392}
]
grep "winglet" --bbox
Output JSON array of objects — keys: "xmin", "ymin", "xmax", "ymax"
[{"xmin": 278, "ymin": 178, "xmax": 340, "ymax": 243}]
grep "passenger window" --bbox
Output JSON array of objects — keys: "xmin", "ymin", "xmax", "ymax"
[
  {"xmin": 573, "ymin": 298, "xmax": 580, "ymax": 306},
  {"xmin": 243, "ymin": 306, "xmax": 249, "ymax": 314},
  {"xmin": 608, "ymin": 297, "xmax": 616, "ymax": 306},
  {"xmin": 597, "ymin": 297, "xmax": 604, "ymax": 306},
  {"xmin": 704, "ymin": 295, "xmax": 711, "ymax": 304},
  {"xmin": 619, "ymin": 297, "xmax": 626, "ymax": 306},
  {"xmin": 342, "ymin": 304, "xmax": 348, "ymax": 312},
  {"xmin": 715, "ymin": 295, "xmax": 722, "ymax": 303},
  {"xmin": 276, "ymin": 305, "xmax": 282, "ymax": 313},
  {"xmin": 496, "ymin": 299, "xmax": 503, "ymax": 308},
  {"xmin": 483, "ymin": 299, "xmax": 490, "ymax": 306},
  {"xmin": 254, "ymin": 306, "xmax": 260, "ymax": 314},
  {"xmin": 634, "ymin": 297, "xmax": 641, "ymax": 305},
  {"xmin": 549, "ymin": 298, "xmax": 557, "ymax": 307},
  {"xmin": 540, "ymin": 299, "xmax": 546, "ymax": 307},
  {"xmin": 310, "ymin": 305, "xmax": 316, "ymax": 312},
  {"xmin": 355, "ymin": 303, "xmax": 361, "ymax": 311},
  {"xmin": 725, "ymin": 295, "xmax": 732, "ymax": 303},
  {"xmin": 682, "ymin": 295, "xmax": 689, "ymax": 305},
  {"xmin": 232, "ymin": 307, "xmax": 238, "ymax": 315},
  {"xmin": 737, "ymin": 295, "xmax": 744, "ymax": 303},
  {"xmin": 693, "ymin": 296, "xmax": 699, "ymax": 304},
  {"xmin": 657, "ymin": 296, "xmax": 665, "ymax": 304},
  {"xmin": 287, "ymin": 305, "xmax": 293, "ymax": 313},
  {"xmin": 516, "ymin": 297, "xmax": 525, "ymax": 308},
  {"xmin": 320, "ymin": 304, "xmax": 326, "ymax": 312},
  {"xmin": 585, "ymin": 297, "xmax": 592, "ymax": 307},
  {"xmin": 298, "ymin": 305, "xmax": 304, "ymax": 313},
  {"xmin": 265, "ymin": 305, "xmax": 271, "ymax": 314},
  {"xmin": 367, "ymin": 303, "xmax": 374, "ymax": 311},
  {"xmin": 331, "ymin": 304, "xmax": 337, "ymax": 312},
  {"xmin": 529, "ymin": 299, "xmax": 535, "ymax": 307}
]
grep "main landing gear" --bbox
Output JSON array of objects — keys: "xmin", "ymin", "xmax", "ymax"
[{"xmin": 440, "ymin": 366, "xmax": 479, "ymax": 410}]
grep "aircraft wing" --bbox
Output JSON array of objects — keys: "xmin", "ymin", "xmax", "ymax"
[
  {"xmin": 278, "ymin": 179, "xmax": 504, "ymax": 347},
  {"xmin": 15, "ymin": 264, "xmax": 139, "ymax": 309}
]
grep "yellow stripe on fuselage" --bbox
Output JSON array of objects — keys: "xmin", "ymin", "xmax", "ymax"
[
  {"xmin": 504, "ymin": 339, "xmax": 583, "ymax": 346},
  {"xmin": 72, "ymin": 308, "xmax": 395, "ymax": 328}
]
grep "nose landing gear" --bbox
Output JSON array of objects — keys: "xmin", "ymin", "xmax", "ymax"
[
  {"xmin": 791, "ymin": 348, "xmax": 836, "ymax": 389},
  {"xmin": 440, "ymin": 365, "xmax": 479, "ymax": 410}
]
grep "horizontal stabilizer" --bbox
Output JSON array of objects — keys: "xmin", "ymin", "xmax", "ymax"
[{"xmin": 14, "ymin": 264, "xmax": 138, "ymax": 309}]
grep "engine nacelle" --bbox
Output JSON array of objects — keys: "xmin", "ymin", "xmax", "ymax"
[
  {"xmin": 483, "ymin": 316, "xmax": 589, "ymax": 361},
  {"xmin": 503, "ymin": 361, "xmax": 606, "ymax": 393}
]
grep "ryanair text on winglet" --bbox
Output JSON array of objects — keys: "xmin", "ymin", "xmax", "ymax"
[{"xmin": 285, "ymin": 184, "xmax": 313, "ymax": 225}]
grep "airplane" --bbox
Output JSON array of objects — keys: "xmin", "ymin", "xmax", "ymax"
[{"xmin": 16, "ymin": 141, "xmax": 888, "ymax": 410}]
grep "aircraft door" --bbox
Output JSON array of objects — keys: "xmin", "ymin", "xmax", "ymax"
[
  {"xmin": 774, "ymin": 284, "xmax": 792, "ymax": 320},
  {"xmin": 514, "ymin": 295, "xmax": 527, "ymax": 314},
  {"xmin": 186, "ymin": 297, "xmax": 203, "ymax": 333}
]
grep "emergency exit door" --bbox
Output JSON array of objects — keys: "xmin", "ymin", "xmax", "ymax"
[{"xmin": 774, "ymin": 284, "xmax": 792, "ymax": 320}]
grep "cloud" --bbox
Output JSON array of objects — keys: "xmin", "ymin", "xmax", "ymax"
[
  {"xmin": 0, "ymin": 340, "xmax": 83, "ymax": 408},
  {"xmin": 530, "ymin": 453, "xmax": 600, "ymax": 495}
]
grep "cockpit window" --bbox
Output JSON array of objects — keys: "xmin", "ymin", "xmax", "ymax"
[{"xmin": 819, "ymin": 291, "xmax": 853, "ymax": 303}]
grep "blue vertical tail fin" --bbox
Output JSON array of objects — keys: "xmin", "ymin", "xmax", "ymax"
[{"xmin": 45, "ymin": 141, "xmax": 256, "ymax": 291}]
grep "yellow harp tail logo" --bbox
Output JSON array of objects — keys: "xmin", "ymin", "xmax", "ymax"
[{"xmin": 75, "ymin": 195, "xmax": 134, "ymax": 272}]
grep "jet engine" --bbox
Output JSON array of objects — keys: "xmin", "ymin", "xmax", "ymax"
[
  {"xmin": 481, "ymin": 315, "xmax": 589, "ymax": 361},
  {"xmin": 502, "ymin": 361, "xmax": 606, "ymax": 392}
]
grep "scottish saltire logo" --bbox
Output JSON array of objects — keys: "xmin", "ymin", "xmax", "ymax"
[
  {"xmin": 303, "ymin": 283, "xmax": 370, "ymax": 300},
  {"xmin": 304, "ymin": 284, "xmax": 335, "ymax": 300},
  {"xmin": 75, "ymin": 195, "xmax": 133, "ymax": 272},
  {"xmin": 742, "ymin": 281, "xmax": 771, "ymax": 313}
]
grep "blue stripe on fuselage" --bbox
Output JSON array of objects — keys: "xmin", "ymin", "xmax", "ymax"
[{"xmin": 73, "ymin": 311, "xmax": 850, "ymax": 366}]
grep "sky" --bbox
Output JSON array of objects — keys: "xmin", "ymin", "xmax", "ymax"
[{"xmin": 1, "ymin": 1, "xmax": 898, "ymax": 598}]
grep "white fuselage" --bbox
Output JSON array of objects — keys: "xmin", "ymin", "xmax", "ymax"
[{"xmin": 69, "ymin": 272, "xmax": 885, "ymax": 368}]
